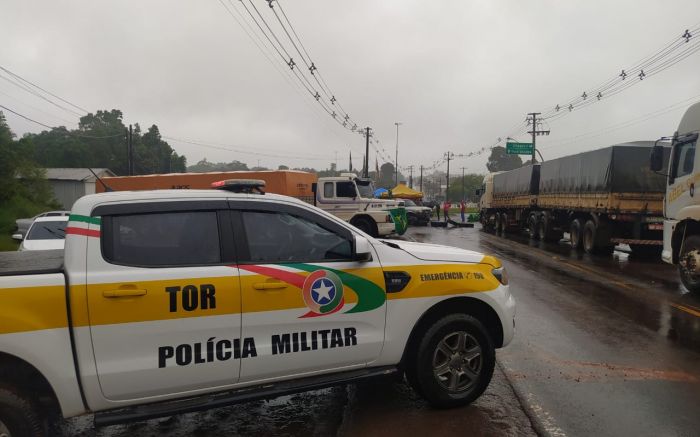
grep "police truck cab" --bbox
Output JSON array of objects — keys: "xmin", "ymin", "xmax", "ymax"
[{"xmin": 0, "ymin": 183, "xmax": 514, "ymax": 436}]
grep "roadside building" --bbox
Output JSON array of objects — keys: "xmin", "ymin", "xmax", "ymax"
[{"xmin": 44, "ymin": 168, "xmax": 116, "ymax": 209}]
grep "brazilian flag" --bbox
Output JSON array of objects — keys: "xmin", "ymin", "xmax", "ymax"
[{"xmin": 389, "ymin": 207, "xmax": 408, "ymax": 235}]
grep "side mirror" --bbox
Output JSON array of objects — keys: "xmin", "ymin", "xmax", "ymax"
[
  {"xmin": 353, "ymin": 235, "xmax": 373, "ymax": 262},
  {"xmin": 650, "ymin": 145, "xmax": 664, "ymax": 172},
  {"xmin": 12, "ymin": 233, "xmax": 23, "ymax": 241}
]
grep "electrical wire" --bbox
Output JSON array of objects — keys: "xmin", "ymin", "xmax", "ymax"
[{"xmin": 0, "ymin": 103, "xmax": 123, "ymax": 139}]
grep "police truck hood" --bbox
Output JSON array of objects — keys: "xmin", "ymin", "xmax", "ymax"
[{"xmin": 378, "ymin": 239, "xmax": 495, "ymax": 265}]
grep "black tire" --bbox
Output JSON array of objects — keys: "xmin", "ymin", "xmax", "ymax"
[
  {"xmin": 500, "ymin": 213, "xmax": 508, "ymax": 234},
  {"xmin": 406, "ymin": 314, "xmax": 495, "ymax": 409},
  {"xmin": 679, "ymin": 235, "xmax": 700, "ymax": 294},
  {"xmin": 583, "ymin": 220, "xmax": 613, "ymax": 255},
  {"xmin": 0, "ymin": 385, "xmax": 43, "ymax": 437},
  {"xmin": 537, "ymin": 219, "xmax": 547, "ymax": 241},
  {"xmin": 352, "ymin": 217, "xmax": 377, "ymax": 237},
  {"xmin": 494, "ymin": 214, "xmax": 501, "ymax": 235},
  {"xmin": 570, "ymin": 219, "xmax": 583, "ymax": 251},
  {"xmin": 528, "ymin": 215, "xmax": 538, "ymax": 240}
]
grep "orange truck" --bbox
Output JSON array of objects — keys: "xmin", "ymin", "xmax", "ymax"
[{"xmin": 96, "ymin": 170, "xmax": 405, "ymax": 237}]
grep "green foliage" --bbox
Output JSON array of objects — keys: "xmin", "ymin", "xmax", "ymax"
[
  {"xmin": 27, "ymin": 110, "xmax": 186, "ymax": 175},
  {"xmin": 446, "ymin": 173, "xmax": 484, "ymax": 202},
  {"xmin": 486, "ymin": 146, "xmax": 523, "ymax": 172},
  {"xmin": 188, "ymin": 158, "xmax": 250, "ymax": 173},
  {"xmin": 0, "ymin": 112, "xmax": 58, "ymax": 249}
]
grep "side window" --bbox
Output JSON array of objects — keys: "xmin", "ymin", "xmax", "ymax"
[
  {"xmin": 672, "ymin": 139, "xmax": 697, "ymax": 179},
  {"xmin": 102, "ymin": 211, "xmax": 221, "ymax": 266},
  {"xmin": 324, "ymin": 182, "xmax": 334, "ymax": 198},
  {"xmin": 240, "ymin": 211, "xmax": 352, "ymax": 263},
  {"xmin": 336, "ymin": 181, "xmax": 357, "ymax": 198}
]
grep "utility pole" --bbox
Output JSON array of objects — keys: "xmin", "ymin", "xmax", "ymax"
[
  {"xmin": 527, "ymin": 112, "xmax": 550, "ymax": 163},
  {"xmin": 444, "ymin": 151, "xmax": 454, "ymax": 200},
  {"xmin": 461, "ymin": 167, "xmax": 466, "ymax": 201},
  {"xmin": 128, "ymin": 124, "xmax": 134, "ymax": 176},
  {"xmin": 394, "ymin": 122, "xmax": 402, "ymax": 185},
  {"xmin": 364, "ymin": 127, "xmax": 371, "ymax": 178},
  {"xmin": 407, "ymin": 165, "xmax": 414, "ymax": 188},
  {"xmin": 419, "ymin": 165, "xmax": 424, "ymax": 193}
]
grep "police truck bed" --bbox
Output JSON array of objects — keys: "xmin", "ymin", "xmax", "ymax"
[{"xmin": 0, "ymin": 250, "xmax": 64, "ymax": 276}]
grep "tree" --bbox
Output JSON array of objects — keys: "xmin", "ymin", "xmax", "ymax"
[
  {"xmin": 486, "ymin": 146, "xmax": 523, "ymax": 172},
  {"xmin": 187, "ymin": 158, "xmax": 249, "ymax": 173},
  {"xmin": 377, "ymin": 163, "xmax": 396, "ymax": 189},
  {"xmin": 278, "ymin": 165, "xmax": 289, "ymax": 170},
  {"xmin": 446, "ymin": 173, "xmax": 484, "ymax": 202}
]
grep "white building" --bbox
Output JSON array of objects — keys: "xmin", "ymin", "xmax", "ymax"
[{"xmin": 45, "ymin": 168, "xmax": 116, "ymax": 209}]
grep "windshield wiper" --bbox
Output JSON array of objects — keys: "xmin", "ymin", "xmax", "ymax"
[{"xmin": 42, "ymin": 226, "xmax": 66, "ymax": 239}]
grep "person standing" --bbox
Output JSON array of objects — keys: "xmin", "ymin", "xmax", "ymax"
[
  {"xmin": 435, "ymin": 203, "xmax": 440, "ymax": 221},
  {"xmin": 443, "ymin": 200, "xmax": 451, "ymax": 222},
  {"xmin": 460, "ymin": 200, "xmax": 466, "ymax": 223}
]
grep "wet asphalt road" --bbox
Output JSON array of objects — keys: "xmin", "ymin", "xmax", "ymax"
[
  {"xmin": 409, "ymin": 224, "xmax": 700, "ymax": 437},
  {"xmin": 63, "ymin": 224, "xmax": 700, "ymax": 436}
]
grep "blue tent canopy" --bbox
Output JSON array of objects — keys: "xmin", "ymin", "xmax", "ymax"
[{"xmin": 373, "ymin": 188, "xmax": 388, "ymax": 198}]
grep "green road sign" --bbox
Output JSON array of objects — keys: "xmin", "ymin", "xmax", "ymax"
[{"xmin": 506, "ymin": 142, "xmax": 533, "ymax": 155}]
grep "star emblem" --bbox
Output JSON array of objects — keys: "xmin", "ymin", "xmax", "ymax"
[{"xmin": 312, "ymin": 278, "xmax": 335, "ymax": 305}]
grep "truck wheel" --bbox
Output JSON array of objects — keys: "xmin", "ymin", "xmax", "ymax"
[
  {"xmin": 500, "ymin": 213, "xmax": 508, "ymax": 234},
  {"xmin": 570, "ymin": 219, "xmax": 583, "ymax": 250},
  {"xmin": 494, "ymin": 214, "xmax": 502, "ymax": 234},
  {"xmin": 528, "ymin": 215, "xmax": 538, "ymax": 240},
  {"xmin": 0, "ymin": 385, "xmax": 43, "ymax": 437},
  {"xmin": 352, "ymin": 217, "xmax": 377, "ymax": 237},
  {"xmin": 406, "ymin": 314, "xmax": 495, "ymax": 409},
  {"xmin": 679, "ymin": 235, "xmax": 700, "ymax": 293},
  {"xmin": 583, "ymin": 220, "xmax": 613, "ymax": 255}
]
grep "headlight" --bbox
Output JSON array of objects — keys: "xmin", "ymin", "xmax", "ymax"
[{"xmin": 492, "ymin": 267, "xmax": 508, "ymax": 285}]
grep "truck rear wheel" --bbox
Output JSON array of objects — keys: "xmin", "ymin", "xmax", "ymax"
[
  {"xmin": 570, "ymin": 219, "xmax": 583, "ymax": 250},
  {"xmin": 0, "ymin": 385, "xmax": 43, "ymax": 437},
  {"xmin": 499, "ymin": 213, "xmax": 508, "ymax": 234},
  {"xmin": 528, "ymin": 215, "xmax": 538, "ymax": 240},
  {"xmin": 406, "ymin": 314, "xmax": 495, "ymax": 409},
  {"xmin": 679, "ymin": 235, "xmax": 700, "ymax": 294},
  {"xmin": 583, "ymin": 220, "xmax": 613, "ymax": 255}
]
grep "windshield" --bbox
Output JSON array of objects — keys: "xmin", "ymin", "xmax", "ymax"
[
  {"xmin": 403, "ymin": 199, "xmax": 416, "ymax": 206},
  {"xmin": 27, "ymin": 221, "xmax": 67, "ymax": 240},
  {"xmin": 356, "ymin": 181, "xmax": 375, "ymax": 199}
]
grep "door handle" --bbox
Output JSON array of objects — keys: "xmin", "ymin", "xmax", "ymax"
[
  {"xmin": 253, "ymin": 282, "xmax": 288, "ymax": 290},
  {"xmin": 102, "ymin": 289, "xmax": 148, "ymax": 298}
]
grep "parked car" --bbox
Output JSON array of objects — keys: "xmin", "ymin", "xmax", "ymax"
[
  {"xmin": 402, "ymin": 199, "xmax": 433, "ymax": 226},
  {"xmin": 14, "ymin": 216, "xmax": 68, "ymax": 251},
  {"xmin": 15, "ymin": 211, "xmax": 70, "ymax": 237}
]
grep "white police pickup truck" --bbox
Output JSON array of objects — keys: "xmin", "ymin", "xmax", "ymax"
[{"xmin": 0, "ymin": 183, "xmax": 514, "ymax": 436}]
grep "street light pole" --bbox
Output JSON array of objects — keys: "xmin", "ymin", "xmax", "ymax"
[{"xmin": 394, "ymin": 122, "xmax": 402, "ymax": 186}]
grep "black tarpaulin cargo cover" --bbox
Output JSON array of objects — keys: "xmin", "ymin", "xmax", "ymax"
[
  {"xmin": 538, "ymin": 142, "xmax": 670, "ymax": 194},
  {"xmin": 493, "ymin": 164, "xmax": 540, "ymax": 195}
]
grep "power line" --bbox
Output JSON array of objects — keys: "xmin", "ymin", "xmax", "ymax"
[
  {"xmin": 0, "ymin": 71, "xmax": 85, "ymax": 118},
  {"xmin": 162, "ymin": 135, "xmax": 334, "ymax": 161},
  {"xmin": 0, "ymin": 65, "xmax": 88, "ymax": 113}
]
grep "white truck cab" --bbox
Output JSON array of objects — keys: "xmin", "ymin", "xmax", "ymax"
[
  {"xmin": 315, "ymin": 173, "xmax": 405, "ymax": 237},
  {"xmin": 650, "ymin": 102, "xmax": 700, "ymax": 292}
]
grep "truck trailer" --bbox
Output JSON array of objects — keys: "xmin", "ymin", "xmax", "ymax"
[{"xmin": 480, "ymin": 142, "xmax": 670, "ymax": 255}]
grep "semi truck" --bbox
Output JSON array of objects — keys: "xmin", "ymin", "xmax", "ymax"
[
  {"xmin": 96, "ymin": 170, "xmax": 405, "ymax": 237},
  {"xmin": 649, "ymin": 102, "xmax": 700, "ymax": 293},
  {"xmin": 480, "ymin": 142, "xmax": 670, "ymax": 255}
]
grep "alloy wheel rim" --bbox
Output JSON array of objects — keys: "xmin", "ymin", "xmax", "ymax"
[{"xmin": 432, "ymin": 331, "xmax": 482, "ymax": 392}]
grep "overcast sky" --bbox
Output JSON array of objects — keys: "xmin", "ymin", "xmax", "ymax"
[{"xmin": 2, "ymin": 0, "xmax": 700, "ymax": 175}]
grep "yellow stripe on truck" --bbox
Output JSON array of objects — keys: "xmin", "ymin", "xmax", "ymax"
[
  {"xmin": 1, "ymin": 263, "xmax": 500, "ymax": 335},
  {"xmin": 0, "ymin": 285, "xmax": 68, "ymax": 335}
]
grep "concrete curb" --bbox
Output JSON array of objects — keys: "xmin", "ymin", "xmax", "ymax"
[{"xmin": 497, "ymin": 360, "xmax": 554, "ymax": 437}]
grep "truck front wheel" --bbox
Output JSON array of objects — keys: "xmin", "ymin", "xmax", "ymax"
[
  {"xmin": 0, "ymin": 385, "xmax": 43, "ymax": 437},
  {"xmin": 679, "ymin": 235, "xmax": 700, "ymax": 294},
  {"xmin": 406, "ymin": 314, "xmax": 495, "ymax": 409},
  {"xmin": 351, "ymin": 217, "xmax": 378, "ymax": 237}
]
